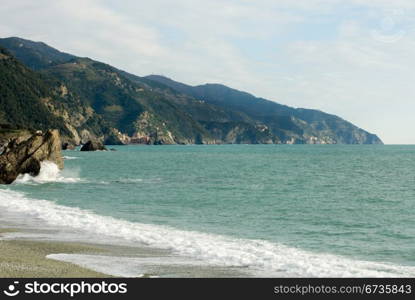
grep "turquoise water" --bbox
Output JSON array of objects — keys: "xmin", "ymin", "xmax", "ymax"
[{"xmin": 1, "ymin": 145, "xmax": 415, "ymax": 276}]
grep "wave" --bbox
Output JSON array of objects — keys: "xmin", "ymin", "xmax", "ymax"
[
  {"xmin": 116, "ymin": 178, "xmax": 143, "ymax": 183},
  {"xmin": 63, "ymin": 156, "xmax": 79, "ymax": 160},
  {"xmin": 107, "ymin": 178, "xmax": 144, "ymax": 184},
  {"xmin": 47, "ymin": 254, "xmax": 148, "ymax": 277},
  {"xmin": 0, "ymin": 189, "xmax": 414, "ymax": 277},
  {"xmin": 96, "ymin": 178, "xmax": 161, "ymax": 185},
  {"xmin": 14, "ymin": 161, "xmax": 81, "ymax": 184}
]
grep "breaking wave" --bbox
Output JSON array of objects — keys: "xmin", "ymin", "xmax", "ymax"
[
  {"xmin": 14, "ymin": 161, "xmax": 81, "ymax": 184},
  {"xmin": 0, "ymin": 189, "xmax": 414, "ymax": 277}
]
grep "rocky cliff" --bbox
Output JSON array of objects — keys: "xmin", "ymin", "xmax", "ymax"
[{"xmin": 0, "ymin": 130, "xmax": 63, "ymax": 184}]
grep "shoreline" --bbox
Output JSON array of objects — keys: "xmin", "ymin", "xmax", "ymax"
[
  {"xmin": 0, "ymin": 226, "xmax": 249, "ymax": 278},
  {"xmin": 2, "ymin": 183, "xmax": 415, "ymax": 278},
  {"xmin": 0, "ymin": 188, "xmax": 250, "ymax": 278},
  {"xmin": 0, "ymin": 228, "xmax": 109, "ymax": 277}
]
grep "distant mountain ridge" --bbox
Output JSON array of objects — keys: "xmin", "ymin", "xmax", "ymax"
[
  {"xmin": 0, "ymin": 37, "xmax": 75, "ymax": 70},
  {"xmin": 0, "ymin": 37, "xmax": 383, "ymax": 145},
  {"xmin": 146, "ymin": 75, "xmax": 382, "ymax": 144}
]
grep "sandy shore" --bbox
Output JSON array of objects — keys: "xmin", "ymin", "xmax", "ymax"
[
  {"xmin": 0, "ymin": 228, "xmax": 248, "ymax": 278},
  {"xmin": 0, "ymin": 228, "xmax": 109, "ymax": 277}
]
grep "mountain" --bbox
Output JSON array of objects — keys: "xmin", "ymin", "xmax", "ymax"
[
  {"xmin": 146, "ymin": 75, "xmax": 382, "ymax": 144},
  {"xmin": 0, "ymin": 37, "xmax": 277, "ymax": 144},
  {"xmin": 0, "ymin": 38, "xmax": 217, "ymax": 144},
  {"xmin": 0, "ymin": 37, "xmax": 75, "ymax": 70},
  {"xmin": 0, "ymin": 37, "xmax": 383, "ymax": 145},
  {"xmin": 0, "ymin": 46, "xmax": 120, "ymax": 145},
  {"xmin": 0, "ymin": 47, "xmax": 67, "ymax": 132}
]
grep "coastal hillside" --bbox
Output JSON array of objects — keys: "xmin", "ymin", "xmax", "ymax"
[
  {"xmin": 0, "ymin": 37, "xmax": 383, "ymax": 145},
  {"xmin": 0, "ymin": 37, "xmax": 75, "ymax": 70},
  {"xmin": 146, "ymin": 75, "xmax": 383, "ymax": 144},
  {"xmin": 0, "ymin": 47, "xmax": 67, "ymax": 134},
  {"xmin": 0, "ymin": 47, "xmax": 120, "ymax": 145}
]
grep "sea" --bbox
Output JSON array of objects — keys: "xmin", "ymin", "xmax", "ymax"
[{"xmin": 1, "ymin": 144, "xmax": 415, "ymax": 277}]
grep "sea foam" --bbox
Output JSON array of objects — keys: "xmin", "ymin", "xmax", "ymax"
[
  {"xmin": 14, "ymin": 161, "xmax": 80, "ymax": 184},
  {"xmin": 0, "ymin": 189, "xmax": 414, "ymax": 277},
  {"xmin": 63, "ymin": 156, "xmax": 79, "ymax": 160},
  {"xmin": 47, "ymin": 254, "xmax": 200, "ymax": 277}
]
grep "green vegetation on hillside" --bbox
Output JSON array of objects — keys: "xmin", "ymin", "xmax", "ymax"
[
  {"xmin": 0, "ymin": 48, "xmax": 69, "ymax": 134},
  {"xmin": 0, "ymin": 37, "xmax": 383, "ymax": 145},
  {"xmin": 146, "ymin": 75, "xmax": 383, "ymax": 144}
]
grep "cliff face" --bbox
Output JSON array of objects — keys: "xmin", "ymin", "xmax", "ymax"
[
  {"xmin": 0, "ymin": 130, "xmax": 63, "ymax": 184},
  {"xmin": 0, "ymin": 37, "xmax": 383, "ymax": 145}
]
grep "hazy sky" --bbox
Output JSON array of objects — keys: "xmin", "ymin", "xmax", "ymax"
[{"xmin": 1, "ymin": 0, "xmax": 414, "ymax": 144}]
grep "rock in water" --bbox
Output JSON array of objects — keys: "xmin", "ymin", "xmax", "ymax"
[
  {"xmin": 62, "ymin": 142, "xmax": 75, "ymax": 150},
  {"xmin": 0, "ymin": 130, "xmax": 64, "ymax": 184},
  {"xmin": 80, "ymin": 140, "xmax": 107, "ymax": 151}
]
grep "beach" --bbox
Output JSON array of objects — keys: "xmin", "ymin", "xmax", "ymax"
[
  {"xmin": 0, "ymin": 228, "xmax": 107, "ymax": 277},
  {"xmin": 0, "ymin": 226, "xmax": 248, "ymax": 278}
]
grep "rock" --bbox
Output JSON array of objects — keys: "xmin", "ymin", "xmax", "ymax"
[
  {"xmin": 62, "ymin": 142, "xmax": 75, "ymax": 150},
  {"xmin": 104, "ymin": 132, "xmax": 124, "ymax": 145},
  {"xmin": 80, "ymin": 140, "xmax": 107, "ymax": 151},
  {"xmin": 0, "ymin": 130, "xmax": 64, "ymax": 184}
]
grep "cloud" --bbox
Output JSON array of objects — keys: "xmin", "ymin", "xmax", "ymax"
[
  {"xmin": 259, "ymin": 13, "xmax": 415, "ymax": 143},
  {"xmin": 0, "ymin": 0, "xmax": 414, "ymax": 143}
]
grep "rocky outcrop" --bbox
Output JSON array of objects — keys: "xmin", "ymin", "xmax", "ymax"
[
  {"xmin": 131, "ymin": 111, "xmax": 176, "ymax": 145},
  {"xmin": 0, "ymin": 128, "xmax": 32, "ymax": 153},
  {"xmin": 80, "ymin": 140, "xmax": 108, "ymax": 151},
  {"xmin": 0, "ymin": 130, "xmax": 64, "ymax": 184},
  {"xmin": 62, "ymin": 142, "xmax": 75, "ymax": 150}
]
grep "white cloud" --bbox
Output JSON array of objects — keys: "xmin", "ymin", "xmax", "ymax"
[
  {"xmin": 1, "ymin": 0, "xmax": 414, "ymax": 143},
  {"xmin": 256, "ymin": 15, "xmax": 415, "ymax": 143}
]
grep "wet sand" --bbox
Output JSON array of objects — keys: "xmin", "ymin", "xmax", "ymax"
[
  {"xmin": 0, "ymin": 228, "xmax": 108, "ymax": 277},
  {"xmin": 0, "ymin": 228, "xmax": 248, "ymax": 278}
]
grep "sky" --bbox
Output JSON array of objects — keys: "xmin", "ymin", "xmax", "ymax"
[{"xmin": 1, "ymin": 0, "xmax": 414, "ymax": 144}]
